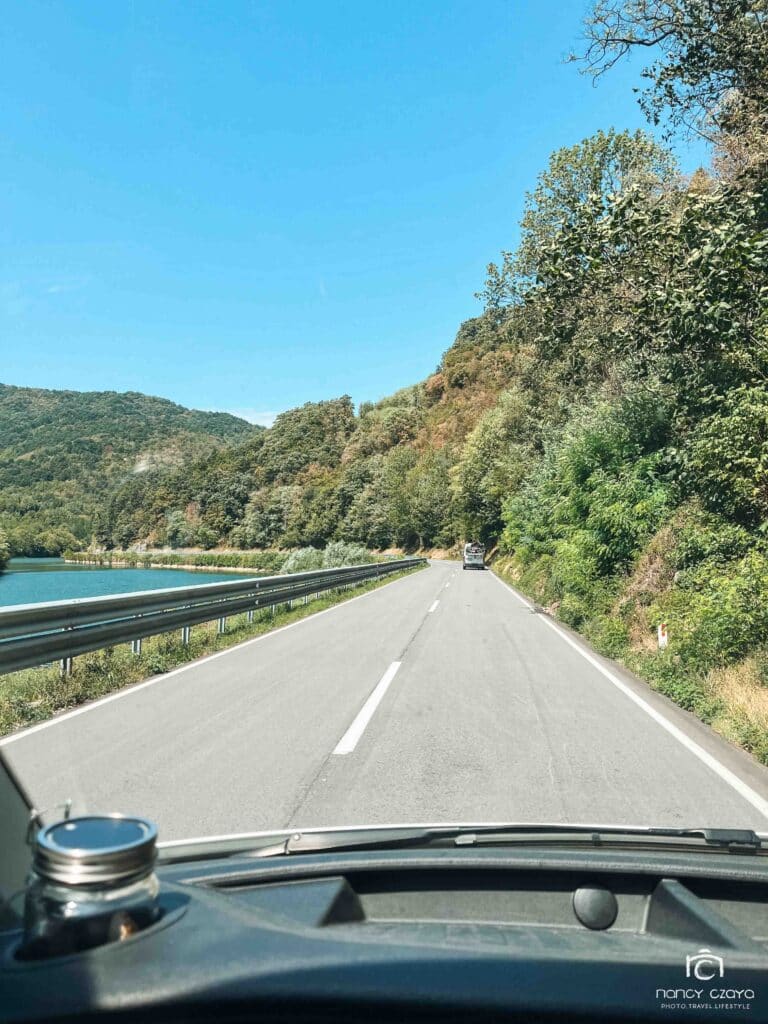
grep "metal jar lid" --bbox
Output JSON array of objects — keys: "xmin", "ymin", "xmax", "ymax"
[{"xmin": 33, "ymin": 815, "xmax": 158, "ymax": 887}]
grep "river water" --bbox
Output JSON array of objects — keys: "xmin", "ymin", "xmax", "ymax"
[{"xmin": 0, "ymin": 558, "xmax": 248, "ymax": 608}]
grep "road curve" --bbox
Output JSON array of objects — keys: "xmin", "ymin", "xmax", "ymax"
[{"xmin": 4, "ymin": 561, "xmax": 768, "ymax": 840}]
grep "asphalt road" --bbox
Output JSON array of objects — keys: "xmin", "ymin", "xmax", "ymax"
[{"xmin": 4, "ymin": 560, "xmax": 768, "ymax": 841}]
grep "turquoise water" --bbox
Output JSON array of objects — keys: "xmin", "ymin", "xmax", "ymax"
[{"xmin": 0, "ymin": 558, "xmax": 249, "ymax": 608}]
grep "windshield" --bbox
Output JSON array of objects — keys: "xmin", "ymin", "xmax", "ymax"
[{"xmin": 1, "ymin": 1, "xmax": 767, "ymax": 851}]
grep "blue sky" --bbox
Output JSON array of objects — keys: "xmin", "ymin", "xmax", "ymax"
[{"xmin": 1, "ymin": 1, "xmax": 710, "ymax": 425}]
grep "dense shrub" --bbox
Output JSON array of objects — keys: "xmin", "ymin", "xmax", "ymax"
[
  {"xmin": 281, "ymin": 541, "xmax": 374, "ymax": 573},
  {"xmin": 280, "ymin": 547, "xmax": 324, "ymax": 573}
]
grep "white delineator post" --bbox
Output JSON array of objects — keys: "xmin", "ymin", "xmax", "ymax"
[{"xmin": 657, "ymin": 623, "xmax": 668, "ymax": 650}]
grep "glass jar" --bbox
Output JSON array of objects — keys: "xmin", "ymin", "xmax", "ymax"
[{"xmin": 20, "ymin": 815, "xmax": 160, "ymax": 959}]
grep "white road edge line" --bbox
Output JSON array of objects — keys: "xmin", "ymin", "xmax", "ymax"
[
  {"xmin": 492, "ymin": 570, "xmax": 768, "ymax": 822},
  {"xmin": 0, "ymin": 571, "xmax": 424, "ymax": 748},
  {"xmin": 333, "ymin": 661, "xmax": 401, "ymax": 756},
  {"xmin": 428, "ymin": 600, "xmax": 440, "ymax": 613}
]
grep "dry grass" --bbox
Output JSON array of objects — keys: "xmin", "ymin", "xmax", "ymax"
[
  {"xmin": 626, "ymin": 607, "xmax": 658, "ymax": 653},
  {"xmin": 707, "ymin": 657, "xmax": 768, "ymax": 739},
  {"xmin": 612, "ymin": 523, "xmax": 675, "ymax": 615}
]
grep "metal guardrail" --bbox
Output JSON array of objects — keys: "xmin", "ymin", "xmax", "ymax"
[{"xmin": 0, "ymin": 559, "xmax": 427, "ymax": 675}]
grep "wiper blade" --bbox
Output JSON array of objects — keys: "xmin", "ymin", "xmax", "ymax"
[
  {"xmin": 455, "ymin": 826, "xmax": 763, "ymax": 853},
  {"xmin": 657, "ymin": 827, "xmax": 762, "ymax": 851},
  {"xmin": 247, "ymin": 824, "xmax": 764, "ymax": 858},
  {"xmin": 249, "ymin": 827, "xmax": 443, "ymax": 858}
]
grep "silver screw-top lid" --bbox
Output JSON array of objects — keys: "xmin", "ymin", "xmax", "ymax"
[{"xmin": 33, "ymin": 815, "xmax": 157, "ymax": 887}]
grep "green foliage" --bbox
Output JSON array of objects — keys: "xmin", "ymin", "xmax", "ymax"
[
  {"xmin": 452, "ymin": 388, "xmax": 535, "ymax": 542},
  {"xmin": 629, "ymin": 653, "xmax": 724, "ymax": 725},
  {"xmin": 280, "ymin": 541, "xmax": 374, "ymax": 573},
  {"xmin": 258, "ymin": 397, "xmax": 355, "ymax": 483},
  {"xmin": 686, "ymin": 386, "xmax": 768, "ymax": 523},
  {"xmin": 319, "ymin": 540, "xmax": 374, "ymax": 568},
  {"xmin": 280, "ymin": 547, "xmax": 324, "ymax": 572},
  {"xmin": 0, "ymin": 383, "xmax": 256, "ymax": 554},
  {"xmin": 404, "ymin": 449, "xmax": 455, "ymax": 548},
  {"xmin": 67, "ymin": 549, "xmax": 286, "ymax": 572},
  {"xmin": 531, "ymin": 182, "xmax": 768, "ymax": 399},
  {"xmin": 0, "ymin": 526, "xmax": 9, "ymax": 569},
  {"xmin": 164, "ymin": 510, "xmax": 196, "ymax": 549},
  {"xmin": 669, "ymin": 503, "xmax": 754, "ymax": 571},
  {"xmin": 577, "ymin": 1, "xmax": 768, "ymax": 152},
  {"xmin": 657, "ymin": 550, "xmax": 768, "ymax": 667},
  {"xmin": 502, "ymin": 388, "xmax": 674, "ymax": 595},
  {"xmin": 481, "ymin": 128, "xmax": 676, "ymax": 307}
]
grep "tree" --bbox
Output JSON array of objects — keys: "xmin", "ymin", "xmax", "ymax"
[
  {"xmin": 164, "ymin": 510, "xmax": 195, "ymax": 549},
  {"xmin": 480, "ymin": 129, "xmax": 676, "ymax": 308},
  {"xmin": 0, "ymin": 526, "xmax": 9, "ymax": 569},
  {"xmin": 197, "ymin": 474, "xmax": 251, "ymax": 537},
  {"xmin": 452, "ymin": 388, "xmax": 536, "ymax": 542},
  {"xmin": 575, "ymin": 1, "xmax": 768, "ymax": 151},
  {"xmin": 231, "ymin": 487, "xmax": 293, "ymax": 548},
  {"xmin": 405, "ymin": 451, "xmax": 455, "ymax": 549},
  {"xmin": 380, "ymin": 446, "xmax": 419, "ymax": 547},
  {"xmin": 687, "ymin": 386, "xmax": 768, "ymax": 523},
  {"xmin": 530, "ymin": 180, "xmax": 768, "ymax": 402},
  {"xmin": 340, "ymin": 485, "xmax": 392, "ymax": 548},
  {"xmin": 258, "ymin": 397, "xmax": 356, "ymax": 483}
]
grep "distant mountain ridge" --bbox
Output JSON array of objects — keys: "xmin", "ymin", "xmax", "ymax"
[{"xmin": 0, "ymin": 383, "xmax": 258, "ymax": 554}]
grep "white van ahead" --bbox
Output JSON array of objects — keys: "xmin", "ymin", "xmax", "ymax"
[{"xmin": 462, "ymin": 542, "xmax": 485, "ymax": 570}]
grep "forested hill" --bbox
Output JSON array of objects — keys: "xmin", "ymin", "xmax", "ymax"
[
  {"xmin": 0, "ymin": 384, "xmax": 257, "ymax": 555},
  {"xmin": 90, "ymin": 317, "xmax": 520, "ymax": 555}
]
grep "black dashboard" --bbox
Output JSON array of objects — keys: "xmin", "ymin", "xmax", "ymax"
[{"xmin": 3, "ymin": 843, "xmax": 768, "ymax": 1022}]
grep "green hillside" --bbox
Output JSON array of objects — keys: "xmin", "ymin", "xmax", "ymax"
[{"xmin": 0, "ymin": 384, "xmax": 257, "ymax": 555}]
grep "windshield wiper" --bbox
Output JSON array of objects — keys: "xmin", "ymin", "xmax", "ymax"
[
  {"xmin": 453, "ymin": 826, "xmax": 763, "ymax": 853},
  {"xmin": 246, "ymin": 824, "xmax": 764, "ymax": 858}
]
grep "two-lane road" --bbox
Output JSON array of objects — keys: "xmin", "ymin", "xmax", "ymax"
[{"xmin": 4, "ymin": 561, "xmax": 768, "ymax": 839}]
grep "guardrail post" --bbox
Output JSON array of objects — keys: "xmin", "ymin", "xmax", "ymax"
[
  {"xmin": 217, "ymin": 616, "xmax": 227, "ymax": 634},
  {"xmin": 59, "ymin": 623, "xmax": 74, "ymax": 677},
  {"xmin": 181, "ymin": 625, "xmax": 190, "ymax": 646},
  {"xmin": 131, "ymin": 638, "xmax": 142, "ymax": 656}
]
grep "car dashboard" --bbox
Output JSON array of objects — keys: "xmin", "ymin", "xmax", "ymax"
[{"xmin": 2, "ymin": 842, "xmax": 768, "ymax": 1022}]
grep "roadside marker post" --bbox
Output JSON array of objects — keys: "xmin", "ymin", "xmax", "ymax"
[
  {"xmin": 657, "ymin": 623, "xmax": 668, "ymax": 650},
  {"xmin": 59, "ymin": 625, "xmax": 74, "ymax": 676}
]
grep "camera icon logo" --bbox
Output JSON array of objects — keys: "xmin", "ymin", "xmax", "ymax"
[{"xmin": 686, "ymin": 948, "xmax": 725, "ymax": 981}]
